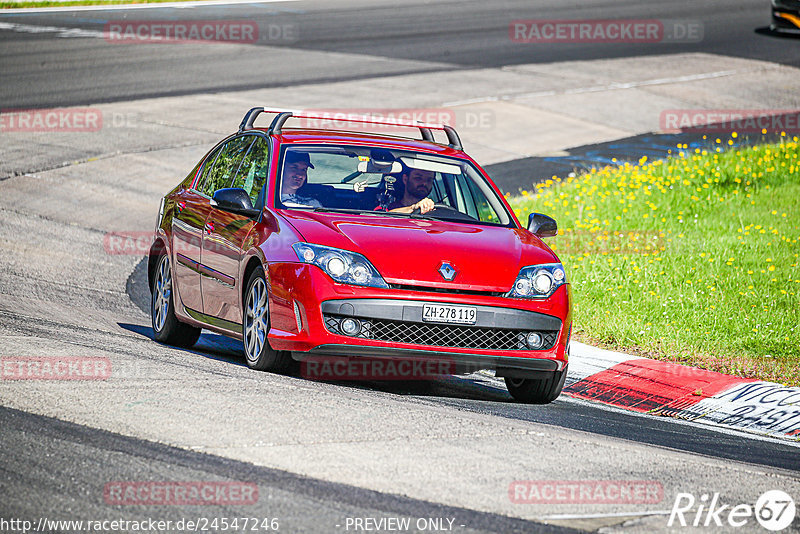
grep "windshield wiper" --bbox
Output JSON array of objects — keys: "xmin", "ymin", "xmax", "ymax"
[
  {"xmin": 313, "ymin": 207, "xmax": 367, "ymax": 214},
  {"xmin": 313, "ymin": 207, "xmax": 439, "ymax": 220},
  {"xmin": 313, "ymin": 207, "xmax": 427, "ymax": 219}
]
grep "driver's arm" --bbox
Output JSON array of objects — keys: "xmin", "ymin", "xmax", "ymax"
[{"xmin": 389, "ymin": 198, "xmax": 435, "ymax": 214}]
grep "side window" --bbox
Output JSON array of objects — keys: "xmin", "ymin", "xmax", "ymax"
[
  {"xmin": 454, "ymin": 173, "xmax": 481, "ymax": 220},
  {"xmin": 199, "ymin": 136, "xmax": 254, "ymax": 197},
  {"xmin": 183, "ymin": 160, "xmax": 203, "ymax": 189},
  {"xmin": 434, "ymin": 173, "xmax": 465, "ymax": 212},
  {"xmin": 231, "ymin": 137, "xmax": 270, "ymax": 204},
  {"xmin": 431, "ymin": 173, "xmax": 447, "ymax": 204},
  {"xmin": 194, "ymin": 146, "xmax": 222, "ymax": 191},
  {"xmin": 462, "ymin": 174, "xmax": 499, "ymax": 223}
]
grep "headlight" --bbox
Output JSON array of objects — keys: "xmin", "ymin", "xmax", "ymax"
[
  {"xmin": 506, "ymin": 263, "xmax": 567, "ymax": 299},
  {"xmin": 292, "ymin": 243, "xmax": 389, "ymax": 289}
]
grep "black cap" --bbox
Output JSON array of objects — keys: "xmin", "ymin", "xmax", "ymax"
[{"xmin": 285, "ymin": 151, "xmax": 314, "ymax": 169}]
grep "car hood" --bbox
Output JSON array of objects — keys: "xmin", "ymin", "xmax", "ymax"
[{"xmin": 282, "ymin": 211, "xmax": 558, "ymax": 292}]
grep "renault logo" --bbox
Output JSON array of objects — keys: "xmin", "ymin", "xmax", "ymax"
[{"xmin": 438, "ymin": 262, "xmax": 457, "ymax": 281}]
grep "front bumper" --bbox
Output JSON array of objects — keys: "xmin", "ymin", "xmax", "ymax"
[{"xmin": 266, "ymin": 263, "xmax": 572, "ymax": 373}]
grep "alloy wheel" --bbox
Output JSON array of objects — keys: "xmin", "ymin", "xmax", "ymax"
[
  {"xmin": 245, "ymin": 277, "xmax": 268, "ymax": 363},
  {"xmin": 153, "ymin": 255, "xmax": 172, "ymax": 333}
]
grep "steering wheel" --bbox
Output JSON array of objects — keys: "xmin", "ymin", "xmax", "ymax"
[{"xmin": 411, "ymin": 203, "xmax": 478, "ymax": 222}]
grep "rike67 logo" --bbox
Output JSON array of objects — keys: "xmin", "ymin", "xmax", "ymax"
[{"xmin": 668, "ymin": 490, "xmax": 796, "ymax": 531}]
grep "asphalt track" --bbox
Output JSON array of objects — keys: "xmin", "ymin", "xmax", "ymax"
[
  {"xmin": 0, "ymin": 0, "xmax": 798, "ymax": 108},
  {"xmin": 111, "ymin": 257, "xmax": 796, "ymax": 475},
  {"xmin": 1, "ymin": 405, "xmax": 578, "ymax": 534},
  {"xmin": 2, "ymin": 1, "xmax": 800, "ymax": 533}
]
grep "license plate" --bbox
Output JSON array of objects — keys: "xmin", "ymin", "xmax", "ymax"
[{"xmin": 422, "ymin": 304, "xmax": 477, "ymax": 325}]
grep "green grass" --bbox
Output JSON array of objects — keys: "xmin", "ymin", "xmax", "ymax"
[
  {"xmin": 507, "ymin": 135, "xmax": 800, "ymax": 386},
  {"xmin": 1, "ymin": 0, "xmax": 197, "ymax": 8}
]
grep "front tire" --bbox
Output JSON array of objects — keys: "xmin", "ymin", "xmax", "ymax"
[
  {"xmin": 151, "ymin": 252, "xmax": 201, "ymax": 348},
  {"xmin": 504, "ymin": 366, "xmax": 568, "ymax": 404},
  {"xmin": 243, "ymin": 268, "xmax": 292, "ymax": 372}
]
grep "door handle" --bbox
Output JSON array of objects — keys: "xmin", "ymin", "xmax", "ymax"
[{"xmin": 204, "ymin": 221, "xmax": 214, "ymax": 234}]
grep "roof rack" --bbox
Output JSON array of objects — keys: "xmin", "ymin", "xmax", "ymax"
[{"xmin": 238, "ymin": 107, "xmax": 462, "ymax": 151}]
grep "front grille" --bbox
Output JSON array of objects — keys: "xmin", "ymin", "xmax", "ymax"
[{"xmin": 324, "ymin": 314, "xmax": 558, "ymax": 351}]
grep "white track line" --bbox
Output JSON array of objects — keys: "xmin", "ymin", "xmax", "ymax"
[
  {"xmin": 443, "ymin": 69, "xmax": 766, "ymax": 107},
  {"xmin": 0, "ymin": 21, "xmax": 104, "ymax": 37},
  {"xmin": 0, "ymin": 0, "xmax": 295, "ymax": 14},
  {"xmin": 539, "ymin": 510, "xmax": 672, "ymax": 520}
]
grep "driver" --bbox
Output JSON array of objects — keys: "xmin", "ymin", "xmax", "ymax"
[
  {"xmin": 383, "ymin": 166, "xmax": 436, "ymax": 214},
  {"xmin": 280, "ymin": 151, "xmax": 322, "ymax": 208}
]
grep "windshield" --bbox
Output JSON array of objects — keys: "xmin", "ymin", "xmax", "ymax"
[{"xmin": 275, "ymin": 145, "xmax": 513, "ymax": 226}]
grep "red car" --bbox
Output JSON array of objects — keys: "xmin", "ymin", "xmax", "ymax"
[{"xmin": 149, "ymin": 108, "xmax": 572, "ymax": 403}]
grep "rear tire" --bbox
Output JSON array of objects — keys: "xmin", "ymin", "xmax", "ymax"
[
  {"xmin": 151, "ymin": 252, "xmax": 201, "ymax": 348},
  {"xmin": 242, "ymin": 267, "xmax": 292, "ymax": 372},
  {"xmin": 504, "ymin": 366, "xmax": 568, "ymax": 404}
]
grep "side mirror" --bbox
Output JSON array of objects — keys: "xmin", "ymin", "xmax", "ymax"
[
  {"xmin": 527, "ymin": 213, "xmax": 557, "ymax": 237},
  {"xmin": 211, "ymin": 188, "xmax": 260, "ymax": 219}
]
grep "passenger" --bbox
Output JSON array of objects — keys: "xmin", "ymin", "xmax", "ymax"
[{"xmin": 280, "ymin": 152, "xmax": 322, "ymax": 208}]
